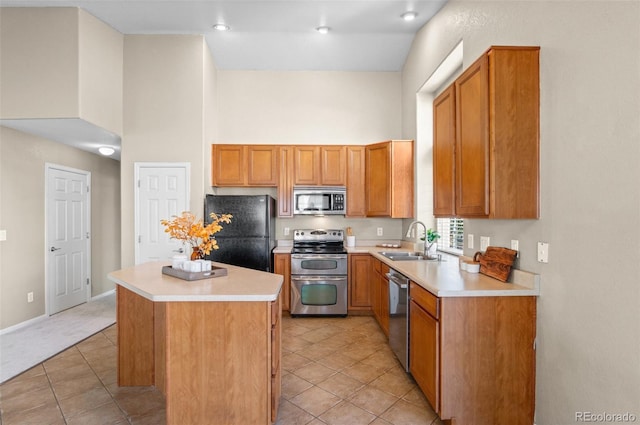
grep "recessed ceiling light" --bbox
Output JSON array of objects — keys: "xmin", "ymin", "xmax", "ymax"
[
  {"xmin": 316, "ymin": 26, "xmax": 330, "ymax": 34},
  {"xmin": 212, "ymin": 23, "xmax": 230, "ymax": 31},
  {"xmin": 98, "ymin": 146, "xmax": 115, "ymax": 156},
  {"xmin": 401, "ymin": 11, "xmax": 418, "ymax": 21}
]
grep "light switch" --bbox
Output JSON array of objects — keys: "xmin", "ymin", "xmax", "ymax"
[
  {"xmin": 0, "ymin": 230, "xmax": 6, "ymax": 241},
  {"xmin": 537, "ymin": 242, "xmax": 549, "ymax": 263}
]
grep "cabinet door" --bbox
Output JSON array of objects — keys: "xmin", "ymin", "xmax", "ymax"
[
  {"xmin": 273, "ymin": 254, "xmax": 291, "ymax": 311},
  {"xmin": 365, "ymin": 142, "xmax": 391, "ymax": 216},
  {"xmin": 320, "ymin": 146, "xmax": 346, "ymax": 186},
  {"xmin": 455, "ymin": 54, "xmax": 490, "ymax": 217},
  {"xmin": 379, "ymin": 263, "xmax": 390, "ymax": 336},
  {"xmin": 346, "ymin": 146, "xmax": 366, "ymax": 217},
  {"xmin": 410, "ymin": 299, "xmax": 439, "ymax": 412},
  {"xmin": 294, "ymin": 146, "xmax": 320, "ymax": 185},
  {"xmin": 278, "ymin": 146, "xmax": 294, "ymax": 217},
  {"xmin": 212, "ymin": 145, "xmax": 245, "ymax": 186},
  {"xmin": 247, "ymin": 145, "xmax": 278, "ymax": 186},
  {"xmin": 433, "ymin": 85, "xmax": 456, "ymax": 217},
  {"xmin": 349, "ymin": 254, "xmax": 371, "ymax": 309}
]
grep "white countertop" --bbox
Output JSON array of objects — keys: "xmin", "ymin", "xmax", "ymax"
[
  {"xmin": 108, "ymin": 261, "xmax": 283, "ymax": 302},
  {"xmin": 358, "ymin": 246, "xmax": 540, "ymax": 297}
]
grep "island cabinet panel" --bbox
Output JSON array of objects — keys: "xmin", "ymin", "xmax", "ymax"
[
  {"xmin": 365, "ymin": 140, "xmax": 414, "ymax": 218},
  {"xmin": 439, "ymin": 46, "xmax": 540, "ymax": 219},
  {"xmin": 346, "ymin": 146, "xmax": 366, "ymax": 217},
  {"xmin": 273, "ymin": 253, "xmax": 291, "ymax": 311},
  {"xmin": 161, "ymin": 300, "xmax": 277, "ymax": 425},
  {"xmin": 117, "ymin": 286, "xmax": 154, "ymax": 386},
  {"xmin": 348, "ymin": 253, "xmax": 372, "ymax": 310}
]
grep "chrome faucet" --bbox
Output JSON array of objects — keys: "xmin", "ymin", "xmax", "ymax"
[{"xmin": 407, "ymin": 220, "xmax": 428, "ymax": 257}]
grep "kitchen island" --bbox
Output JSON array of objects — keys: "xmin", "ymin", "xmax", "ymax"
[{"xmin": 108, "ymin": 261, "xmax": 283, "ymax": 425}]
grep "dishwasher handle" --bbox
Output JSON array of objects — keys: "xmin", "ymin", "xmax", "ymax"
[{"xmin": 386, "ymin": 272, "xmax": 408, "ymax": 289}]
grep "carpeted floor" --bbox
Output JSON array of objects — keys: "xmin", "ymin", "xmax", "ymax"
[{"xmin": 0, "ymin": 292, "xmax": 116, "ymax": 384}]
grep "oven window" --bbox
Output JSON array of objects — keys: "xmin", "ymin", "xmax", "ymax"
[
  {"xmin": 300, "ymin": 259, "xmax": 338, "ymax": 270},
  {"xmin": 300, "ymin": 284, "xmax": 337, "ymax": 306}
]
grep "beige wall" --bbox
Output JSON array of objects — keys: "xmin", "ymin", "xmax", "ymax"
[
  {"xmin": 402, "ymin": 1, "xmax": 640, "ymax": 422},
  {"xmin": 0, "ymin": 127, "xmax": 121, "ymax": 329},
  {"xmin": 216, "ymin": 70, "xmax": 402, "ymax": 145},
  {"xmin": 0, "ymin": 8, "xmax": 123, "ymax": 135},
  {"xmin": 121, "ymin": 35, "xmax": 209, "ymax": 267}
]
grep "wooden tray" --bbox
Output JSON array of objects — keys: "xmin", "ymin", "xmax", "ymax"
[
  {"xmin": 162, "ymin": 265, "xmax": 227, "ymax": 281},
  {"xmin": 473, "ymin": 246, "xmax": 517, "ymax": 282}
]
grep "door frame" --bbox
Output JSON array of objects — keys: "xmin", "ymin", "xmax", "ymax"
[
  {"xmin": 44, "ymin": 163, "xmax": 92, "ymax": 316},
  {"xmin": 134, "ymin": 162, "xmax": 191, "ymax": 265}
]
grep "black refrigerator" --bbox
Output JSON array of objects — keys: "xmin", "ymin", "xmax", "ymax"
[{"xmin": 204, "ymin": 194, "xmax": 276, "ymax": 272}]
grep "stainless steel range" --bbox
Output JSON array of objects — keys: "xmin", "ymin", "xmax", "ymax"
[{"xmin": 290, "ymin": 229, "xmax": 348, "ymax": 317}]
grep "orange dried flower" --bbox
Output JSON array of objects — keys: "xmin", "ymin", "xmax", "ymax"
[{"xmin": 160, "ymin": 211, "xmax": 232, "ymax": 255}]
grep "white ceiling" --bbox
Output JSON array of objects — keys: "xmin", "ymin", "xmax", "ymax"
[{"xmin": 1, "ymin": 0, "xmax": 447, "ymax": 159}]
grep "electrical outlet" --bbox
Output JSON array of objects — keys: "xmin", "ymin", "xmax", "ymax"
[
  {"xmin": 537, "ymin": 242, "xmax": 549, "ymax": 263},
  {"xmin": 0, "ymin": 230, "xmax": 6, "ymax": 241},
  {"xmin": 377, "ymin": 227, "xmax": 383, "ymax": 236},
  {"xmin": 480, "ymin": 236, "xmax": 490, "ymax": 251},
  {"xmin": 27, "ymin": 292, "xmax": 33, "ymax": 303},
  {"xmin": 284, "ymin": 227, "xmax": 290, "ymax": 236},
  {"xmin": 467, "ymin": 234, "xmax": 474, "ymax": 249}
]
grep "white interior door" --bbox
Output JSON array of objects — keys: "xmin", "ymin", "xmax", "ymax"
[
  {"xmin": 135, "ymin": 163, "xmax": 190, "ymax": 264},
  {"xmin": 46, "ymin": 165, "xmax": 90, "ymax": 315}
]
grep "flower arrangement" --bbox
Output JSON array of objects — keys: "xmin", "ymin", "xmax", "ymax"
[{"xmin": 160, "ymin": 211, "xmax": 232, "ymax": 257}]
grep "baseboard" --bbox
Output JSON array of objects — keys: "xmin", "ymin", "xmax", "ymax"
[
  {"xmin": 0, "ymin": 290, "xmax": 115, "ymax": 335},
  {"xmin": 91, "ymin": 289, "xmax": 115, "ymax": 301},
  {"xmin": 0, "ymin": 313, "xmax": 48, "ymax": 336}
]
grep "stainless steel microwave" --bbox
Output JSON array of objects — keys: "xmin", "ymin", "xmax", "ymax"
[{"xmin": 293, "ymin": 187, "xmax": 346, "ymax": 215}]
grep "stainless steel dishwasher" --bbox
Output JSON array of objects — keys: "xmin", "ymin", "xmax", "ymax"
[{"xmin": 387, "ymin": 269, "xmax": 410, "ymax": 372}]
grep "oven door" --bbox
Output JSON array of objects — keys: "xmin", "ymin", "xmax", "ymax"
[
  {"xmin": 291, "ymin": 254, "xmax": 347, "ymax": 276},
  {"xmin": 290, "ymin": 276, "xmax": 347, "ymax": 316}
]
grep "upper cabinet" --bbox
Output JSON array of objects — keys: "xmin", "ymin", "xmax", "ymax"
[
  {"xmin": 293, "ymin": 146, "xmax": 346, "ymax": 186},
  {"xmin": 434, "ymin": 46, "xmax": 540, "ymax": 219},
  {"xmin": 212, "ymin": 144, "xmax": 278, "ymax": 187},
  {"xmin": 346, "ymin": 146, "xmax": 366, "ymax": 217},
  {"xmin": 365, "ymin": 140, "xmax": 414, "ymax": 218}
]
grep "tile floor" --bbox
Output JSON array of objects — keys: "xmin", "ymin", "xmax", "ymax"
[{"xmin": 0, "ymin": 314, "xmax": 443, "ymax": 425}]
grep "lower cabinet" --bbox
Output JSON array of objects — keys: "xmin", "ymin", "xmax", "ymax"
[
  {"xmin": 348, "ymin": 254, "xmax": 372, "ymax": 310},
  {"xmin": 409, "ymin": 282, "xmax": 536, "ymax": 425},
  {"xmin": 370, "ymin": 257, "xmax": 389, "ymax": 336},
  {"xmin": 273, "ymin": 253, "xmax": 291, "ymax": 311}
]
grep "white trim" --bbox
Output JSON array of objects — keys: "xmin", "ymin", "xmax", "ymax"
[
  {"xmin": 44, "ymin": 163, "xmax": 92, "ymax": 316},
  {"xmin": 134, "ymin": 162, "xmax": 191, "ymax": 265},
  {"xmin": 91, "ymin": 289, "xmax": 115, "ymax": 301},
  {"xmin": 0, "ymin": 314, "xmax": 48, "ymax": 336}
]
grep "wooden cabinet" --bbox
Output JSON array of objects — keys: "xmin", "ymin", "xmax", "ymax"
[
  {"xmin": 409, "ymin": 282, "xmax": 440, "ymax": 411},
  {"xmin": 434, "ymin": 46, "xmax": 540, "ymax": 218},
  {"xmin": 348, "ymin": 254, "xmax": 371, "ymax": 310},
  {"xmin": 117, "ymin": 285, "xmax": 281, "ymax": 424},
  {"xmin": 212, "ymin": 144, "xmax": 278, "ymax": 187},
  {"xmin": 346, "ymin": 146, "xmax": 366, "ymax": 217},
  {"xmin": 277, "ymin": 146, "xmax": 294, "ymax": 217},
  {"xmin": 370, "ymin": 257, "xmax": 389, "ymax": 336},
  {"xmin": 432, "ymin": 85, "xmax": 456, "ymax": 217},
  {"xmin": 274, "ymin": 253, "xmax": 291, "ymax": 311},
  {"xmin": 294, "ymin": 145, "xmax": 346, "ymax": 186},
  {"xmin": 408, "ymin": 282, "xmax": 536, "ymax": 424},
  {"xmin": 365, "ymin": 140, "xmax": 414, "ymax": 218}
]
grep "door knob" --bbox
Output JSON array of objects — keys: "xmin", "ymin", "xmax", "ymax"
[{"xmin": 50, "ymin": 247, "xmax": 61, "ymax": 252}]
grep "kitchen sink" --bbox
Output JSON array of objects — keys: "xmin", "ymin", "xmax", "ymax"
[{"xmin": 378, "ymin": 251, "xmax": 428, "ymax": 261}]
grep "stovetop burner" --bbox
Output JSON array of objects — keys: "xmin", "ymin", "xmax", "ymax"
[{"xmin": 292, "ymin": 229, "xmax": 347, "ymax": 254}]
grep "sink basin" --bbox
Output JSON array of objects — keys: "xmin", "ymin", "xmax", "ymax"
[{"xmin": 378, "ymin": 251, "xmax": 428, "ymax": 261}]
